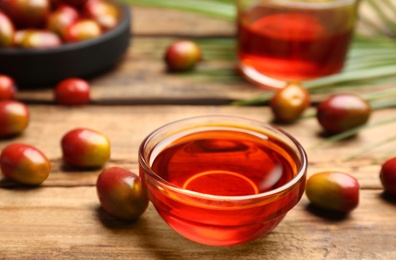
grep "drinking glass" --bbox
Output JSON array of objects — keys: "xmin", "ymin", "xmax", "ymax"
[{"xmin": 237, "ymin": 0, "xmax": 360, "ymax": 89}]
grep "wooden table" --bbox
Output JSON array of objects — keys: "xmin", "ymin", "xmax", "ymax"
[{"xmin": 1, "ymin": 6, "xmax": 396, "ymax": 260}]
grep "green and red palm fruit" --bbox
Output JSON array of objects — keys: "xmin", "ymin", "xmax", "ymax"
[
  {"xmin": 270, "ymin": 82, "xmax": 311, "ymax": 123},
  {"xmin": 380, "ymin": 157, "xmax": 396, "ymax": 196},
  {"xmin": 164, "ymin": 40, "xmax": 202, "ymax": 72},
  {"xmin": 0, "ymin": 143, "xmax": 51, "ymax": 185},
  {"xmin": 0, "ymin": 10, "xmax": 15, "ymax": 47},
  {"xmin": 0, "ymin": 100, "xmax": 29, "ymax": 137},
  {"xmin": 316, "ymin": 94, "xmax": 371, "ymax": 134},
  {"xmin": 306, "ymin": 171, "xmax": 360, "ymax": 213},
  {"xmin": 96, "ymin": 167, "xmax": 149, "ymax": 221},
  {"xmin": 61, "ymin": 128, "xmax": 110, "ymax": 168},
  {"xmin": 0, "ymin": 74, "xmax": 17, "ymax": 100},
  {"xmin": 54, "ymin": 77, "xmax": 90, "ymax": 106},
  {"xmin": 84, "ymin": 0, "xmax": 119, "ymax": 31}
]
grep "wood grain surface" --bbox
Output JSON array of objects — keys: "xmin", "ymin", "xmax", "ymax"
[{"xmin": 1, "ymin": 5, "xmax": 396, "ymax": 260}]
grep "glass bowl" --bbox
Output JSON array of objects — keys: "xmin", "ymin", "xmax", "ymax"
[{"xmin": 139, "ymin": 115, "xmax": 307, "ymax": 246}]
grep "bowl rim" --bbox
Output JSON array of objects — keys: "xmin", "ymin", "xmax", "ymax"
[
  {"xmin": 139, "ymin": 115, "xmax": 308, "ymax": 202},
  {"xmin": 0, "ymin": 5, "xmax": 131, "ymax": 56}
]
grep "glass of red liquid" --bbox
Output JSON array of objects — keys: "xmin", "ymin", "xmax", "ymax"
[
  {"xmin": 237, "ymin": 0, "xmax": 360, "ymax": 89},
  {"xmin": 139, "ymin": 116, "xmax": 307, "ymax": 246}
]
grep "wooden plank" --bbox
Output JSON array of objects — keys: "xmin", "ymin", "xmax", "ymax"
[
  {"xmin": 0, "ymin": 4, "xmax": 395, "ymax": 259},
  {"xmin": 14, "ymin": 6, "xmax": 396, "ymax": 102},
  {"xmin": 15, "ymin": 37, "xmax": 264, "ymax": 104},
  {"xmin": 0, "ymin": 105, "xmax": 394, "ymax": 190},
  {"xmin": 0, "ymin": 186, "xmax": 394, "ymax": 259},
  {"xmin": 130, "ymin": 4, "xmax": 388, "ymax": 38},
  {"xmin": 17, "ymin": 36, "xmax": 394, "ymax": 105},
  {"xmin": 13, "ymin": 5, "xmax": 396, "ymax": 102},
  {"xmin": 132, "ymin": 7, "xmax": 235, "ymax": 37}
]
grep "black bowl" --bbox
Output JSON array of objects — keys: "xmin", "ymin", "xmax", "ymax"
[{"xmin": 0, "ymin": 6, "xmax": 131, "ymax": 88}]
